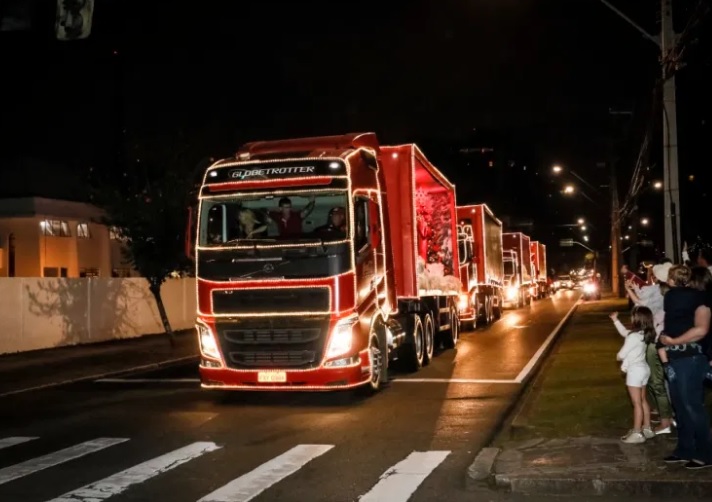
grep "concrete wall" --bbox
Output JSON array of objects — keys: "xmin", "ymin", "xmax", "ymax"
[{"xmin": 0, "ymin": 277, "xmax": 196, "ymax": 354}]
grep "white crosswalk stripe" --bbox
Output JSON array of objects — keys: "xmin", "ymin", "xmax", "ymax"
[
  {"xmin": 198, "ymin": 444, "xmax": 334, "ymax": 502},
  {"xmin": 358, "ymin": 451, "xmax": 450, "ymax": 502},
  {"xmin": 47, "ymin": 441, "xmax": 221, "ymax": 502},
  {"xmin": 0, "ymin": 438, "xmax": 453, "ymax": 502},
  {"xmin": 0, "ymin": 437, "xmax": 38, "ymax": 451},
  {"xmin": 0, "ymin": 438, "xmax": 128, "ymax": 486}
]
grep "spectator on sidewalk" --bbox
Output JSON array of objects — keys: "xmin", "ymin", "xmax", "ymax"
[
  {"xmin": 610, "ymin": 308, "xmax": 654, "ymax": 444},
  {"xmin": 658, "ymin": 265, "xmax": 712, "ymax": 469},
  {"xmin": 624, "ymin": 262, "xmax": 674, "ymax": 434}
]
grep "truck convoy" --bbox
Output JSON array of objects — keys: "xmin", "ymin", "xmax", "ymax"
[
  {"xmin": 189, "ymin": 132, "xmax": 550, "ymax": 394},
  {"xmin": 455, "ymin": 204, "xmax": 504, "ymax": 328}
]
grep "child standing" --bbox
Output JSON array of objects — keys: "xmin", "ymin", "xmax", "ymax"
[{"xmin": 610, "ymin": 307, "xmax": 655, "ymax": 443}]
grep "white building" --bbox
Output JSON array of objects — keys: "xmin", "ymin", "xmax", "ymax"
[{"xmin": 0, "ymin": 197, "xmax": 136, "ymax": 278}]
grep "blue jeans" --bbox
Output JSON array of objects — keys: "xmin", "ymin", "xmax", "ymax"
[{"xmin": 667, "ymin": 355, "xmax": 712, "ymax": 463}]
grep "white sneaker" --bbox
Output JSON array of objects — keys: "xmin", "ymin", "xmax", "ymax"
[
  {"xmin": 642, "ymin": 427, "xmax": 656, "ymax": 439},
  {"xmin": 655, "ymin": 426, "xmax": 672, "ymax": 435},
  {"xmin": 621, "ymin": 430, "xmax": 646, "ymax": 444}
]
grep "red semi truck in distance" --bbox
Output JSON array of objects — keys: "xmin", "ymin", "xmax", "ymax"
[
  {"xmin": 502, "ymin": 232, "xmax": 534, "ymax": 308},
  {"xmin": 456, "ymin": 204, "xmax": 504, "ymax": 328},
  {"xmin": 189, "ymin": 133, "xmax": 463, "ymax": 393},
  {"xmin": 530, "ymin": 241, "xmax": 549, "ymax": 299}
]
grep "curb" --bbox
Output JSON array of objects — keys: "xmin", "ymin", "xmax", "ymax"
[
  {"xmin": 494, "ymin": 474, "xmax": 712, "ymax": 498},
  {"xmin": 0, "ymin": 355, "xmax": 199, "ymax": 399},
  {"xmin": 465, "ymin": 298, "xmax": 581, "ymax": 490}
]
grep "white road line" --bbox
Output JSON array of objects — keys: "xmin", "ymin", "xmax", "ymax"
[
  {"xmin": 359, "ymin": 451, "xmax": 450, "ymax": 502},
  {"xmin": 47, "ymin": 441, "xmax": 221, "ymax": 502},
  {"xmin": 0, "ymin": 437, "xmax": 38, "ymax": 450},
  {"xmin": 95, "ymin": 378, "xmax": 200, "ymax": 383},
  {"xmin": 514, "ymin": 299, "xmax": 581, "ymax": 383},
  {"xmin": 392, "ymin": 378, "xmax": 517, "ymax": 384},
  {"xmin": 198, "ymin": 444, "xmax": 334, "ymax": 502},
  {"xmin": 0, "ymin": 438, "xmax": 128, "ymax": 486}
]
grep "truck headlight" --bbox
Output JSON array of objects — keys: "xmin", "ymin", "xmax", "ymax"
[
  {"xmin": 326, "ymin": 316, "xmax": 357, "ymax": 359},
  {"xmin": 196, "ymin": 322, "xmax": 221, "ymax": 360},
  {"xmin": 458, "ymin": 294, "xmax": 469, "ymax": 311},
  {"xmin": 506, "ymin": 286, "xmax": 518, "ymax": 300},
  {"xmin": 583, "ymin": 282, "xmax": 597, "ymax": 294}
]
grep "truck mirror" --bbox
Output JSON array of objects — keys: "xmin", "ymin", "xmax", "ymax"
[{"xmin": 185, "ymin": 206, "xmax": 196, "ymax": 260}]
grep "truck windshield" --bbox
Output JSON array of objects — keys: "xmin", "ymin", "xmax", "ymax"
[
  {"xmin": 503, "ymin": 260, "xmax": 515, "ymax": 276},
  {"xmin": 199, "ymin": 191, "xmax": 349, "ymax": 247}
]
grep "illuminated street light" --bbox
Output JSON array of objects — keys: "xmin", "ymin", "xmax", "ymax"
[
  {"xmin": 553, "ymin": 165, "xmax": 563, "ymax": 173},
  {"xmin": 653, "ymin": 180, "xmax": 663, "ymax": 190},
  {"xmin": 583, "ymin": 235, "xmax": 589, "ymax": 242},
  {"xmin": 564, "ymin": 185, "xmax": 575, "ymax": 194},
  {"xmin": 581, "ymin": 225, "xmax": 587, "ymax": 231},
  {"xmin": 641, "ymin": 217, "xmax": 649, "ymax": 226},
  {"xmin": 577, "ymin": 218, "xmax": 585, "ymax": 225}
]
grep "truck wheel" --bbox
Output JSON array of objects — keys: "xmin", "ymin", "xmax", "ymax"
[
  {"xmin": 404, "ymin": 314, "xmax": 424, "ymax": 372},
  {"xmin": 360, "ymin": 331, "xmax": 386, "ymax": 394},
  {"xmin": 493, "ymin": 296, "xmax": 502, "ymax": 320},
  {"xmin": 442, "ymin": 306, "xmax": 459, "ymax": 349},
  {"xmin": 423, "ymin": 313, "xmax": 435, "ymax": 365}
]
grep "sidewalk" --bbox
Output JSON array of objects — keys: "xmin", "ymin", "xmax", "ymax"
[
  {"xmin": 0, "ymin": 329, "xmax": 198, "ymax": 397},
  {"xmin": 469, "ymin": 298, "xmax": 712, "ymax": 498}
]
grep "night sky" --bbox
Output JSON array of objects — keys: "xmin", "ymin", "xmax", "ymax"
[{"xmin": 1, "ymin": 0, "xmax": 709, "ymax": 271}]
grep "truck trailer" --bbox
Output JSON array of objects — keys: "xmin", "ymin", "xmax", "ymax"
[
  {"xmin": 502, "ymin": 232, "xmax": 533, "ymax": 308},
  {"xmin": 455, "ymin": 204, "xmax": 504, "ymax": 327},
  {"xmin": 189, "ymin": 132, "xmax": 463, "ymax": 393}
]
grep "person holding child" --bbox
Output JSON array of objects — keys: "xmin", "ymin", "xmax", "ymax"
[{"xmin": 610, "ymin": 306, "xmax": 655, "ymax": 444}]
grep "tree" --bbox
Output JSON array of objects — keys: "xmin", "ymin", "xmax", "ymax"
[{"xmin": 90, "ymin": 128, "xmax": 209, "ymax": 346}]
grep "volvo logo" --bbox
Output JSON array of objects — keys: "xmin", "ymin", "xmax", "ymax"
[{"xmin": 263, "ymin": 263, "xmax": 275, "ymax": 273}]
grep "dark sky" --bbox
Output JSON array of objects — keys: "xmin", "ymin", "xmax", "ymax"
[{"xmin": 1, "ymin": 0, "xmax": 709, "ymax": 267}]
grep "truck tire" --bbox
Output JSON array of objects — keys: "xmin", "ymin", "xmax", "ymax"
[
  {"xmin": 404, "ymin": 314, "xmax": 425, "ymax": 372},
  {"xmin": 422, "ymin": 313, "xmax": 435, "ymax": 365},
  {"xmin": 356, "ymin": 329, "xmax": 387, "ymax": 396},
  {"xmin": 493, "ymin": 295, "xmax": 502, "ymax": 320},
  {"xmin": 442, "ymin": 306, "xmax": 459, "ymax": 349}
]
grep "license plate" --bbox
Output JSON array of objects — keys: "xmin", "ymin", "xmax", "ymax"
[{"xmin": 258, "ymin": 371, "xmax": 287, "ymax": 383}]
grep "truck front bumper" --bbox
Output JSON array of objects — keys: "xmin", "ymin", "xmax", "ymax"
[{"xmin": 199, "ymin": 350, "xmax": 372, "ymax": 391}]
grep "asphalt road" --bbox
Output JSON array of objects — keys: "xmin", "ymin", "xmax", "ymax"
[{"xmin": 0, "ymin": 292, "xmax": 580, "ymax": 502}]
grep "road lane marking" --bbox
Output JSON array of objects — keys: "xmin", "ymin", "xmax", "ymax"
[
  {"xmin": 95, "ymin": 378, "xmax": 200, "ymax": 383},
  {"xmin": 514, "ymin": 299, "xmax": 581, "ymax": 383},
  {"xmin": 359, "ymin": 451, "xmax": 450, "ymax": 502},
  {"xmin": 392, "ymin": 378, "xmax": 517, "ymax": 384},
  {"xmin": 0, "ymin": 438, "xmax": 128, "ymax": 486},
  {"xmin": 0, "ymin": 437, "xmax": 38, "ymax": 450},
  {"xmin": 198, "ymin": 444, "xmax": 334, "ymax": 502},
  {"xmin": 47, "ymin": 441, "xmax": 221, "ymax": 502}
]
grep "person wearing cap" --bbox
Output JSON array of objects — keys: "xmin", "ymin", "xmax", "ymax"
[
  {"xmin": 624, "ymin": 261, "xmax": 674, "ymax": 435},
  {"xmin": 314, "ymin": 207, "xmax": 347, "ymax": 238}
]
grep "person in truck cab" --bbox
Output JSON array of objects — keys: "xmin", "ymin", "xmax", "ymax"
[
  {"xmin": 267, "ymin": 196, "xmax": 316, "ymax": 237},
  {"xmin": 314, "ymin": 207, "xmax": 347, "ymax": 238}
]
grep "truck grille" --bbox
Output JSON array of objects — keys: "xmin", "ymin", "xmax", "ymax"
[
  {"xmin": 214, "ymin": 316, "xmax": 330, "ymax": 369},
  {"xmin": 212, "ymin": 287, "xmax": 330, "ymax": 315}
]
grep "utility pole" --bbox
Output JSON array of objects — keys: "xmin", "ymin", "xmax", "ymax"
[
  {"xmin": 661, "ymin": 0, "xmax": 681, "ymax": 261},
  {"xmin": 598, "ymin": 0, "xmax": 681, "ymax": 261},
  {"xmin": 610, "ymin": 163, "xmax": 621, "ymax": 296}
]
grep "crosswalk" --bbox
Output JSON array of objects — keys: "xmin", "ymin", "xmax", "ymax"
[{"xmin": 0, "ymin": 436, "xmax": 451, "ymax": 502}]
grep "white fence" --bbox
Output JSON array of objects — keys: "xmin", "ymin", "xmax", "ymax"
[{"xmin": 0, "ymin": 277, "xmax": 196, "ymax": 355}]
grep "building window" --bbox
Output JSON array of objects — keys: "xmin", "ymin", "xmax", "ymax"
[
  {"xmin": 77, "ymin": 223, "xmax": 90, "ymax": 238},
  {"xmin": 40, "ymin": 220, "xmax": 71, "ymax": 237},
  {"xmin": 43, "ymin": 267, "xmax": 58, "ymax": 277},
  {"xmin": 80, "ymin": 267, "xmax": 99, "ymax": 277},
  {"xmin": 112, "ymin": 268, "xmax": 131, "ymax": 278}
]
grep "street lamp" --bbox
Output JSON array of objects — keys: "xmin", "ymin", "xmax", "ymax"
[
  {"xmin": 564, "ymin": 185, "xmax": 575, "ymax": 194},
  {"xmin": 577, "ymin": 218, "xmax": 585, "ymax": 225},
  {"xmin": 553, "ymin": 165, "xmax": 563, "ymax": 173},
  {"xmin": 653, "ymin": 180, "xmax": 663, "ymax": 190},
  {"xmin": 581, "ymin": 225, "xmax": 587, "ymax": 231},
  {"xmin": 583, "ymin": 235, "xmax": 589, "ymax": 242},
  {"xmin": 641, "ymin": 217, "xmax": 649, "ymax": 226}
]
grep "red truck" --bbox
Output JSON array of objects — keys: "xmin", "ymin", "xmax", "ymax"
[
  {"xmin": 188, "ymin": 133, "xmax": 462, "ymax": 393},
  {"xmin": 455, "ymin": 204, "xmax": 504, "ymax": 327},
  {"xmin": 530, "ymin": 241, "xmax": 549, "ymax": 299},
  {"xmin": 502, "ymin": 232, "xmax": 534, "ymax": 308}
]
